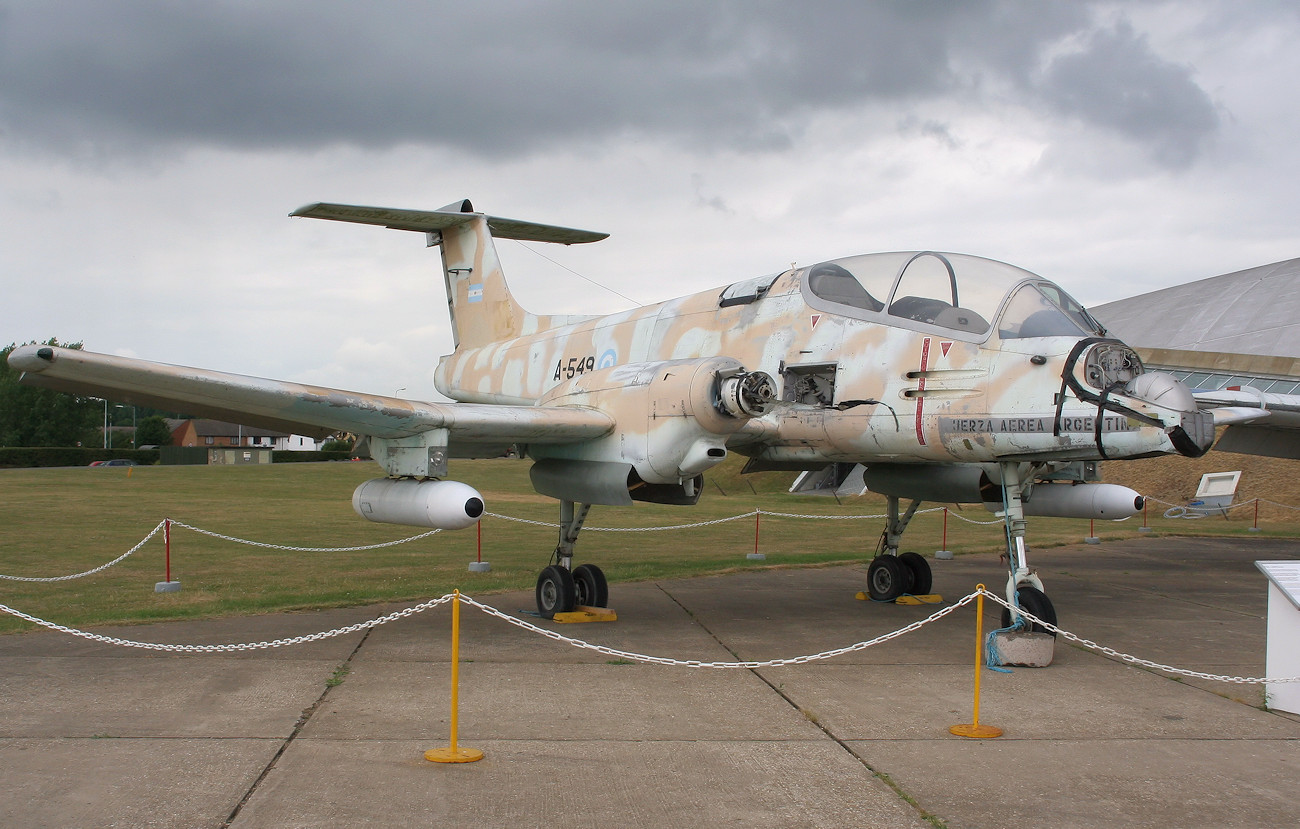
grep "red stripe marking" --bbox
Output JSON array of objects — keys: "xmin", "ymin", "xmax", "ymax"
[{"xmin": 915, "ymin": 337, "xmax": 931, "ymax": 445}]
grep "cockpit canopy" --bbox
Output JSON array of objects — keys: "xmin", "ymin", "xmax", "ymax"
[{"xmin": 801, "ymin": 251, "xmax": 1107, "ymax": 341}]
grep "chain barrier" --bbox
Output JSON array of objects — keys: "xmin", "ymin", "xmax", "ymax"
[
  {"xmin": 8, "ymin": 486, "xmax": 1299, "ymax": 584},
  {"xmin": 0, "ymin": 520, "xmax": 168, "ymax": 582},
  {"xmin": 2, "ymin": 586, "xmax": 1296, "ymax": 686},
  {"xmin": 979, "ymin": 588, "xmax": 1300, "ymax": 685},
  {"xmin": 0, "ymin": 593, "xmax": 456, "ymax": 653},
  {"xmin": 945, "ymin": 511, "xmax": 1005, "ymax": 526},
  {"xmin": 487, "ymin": 510, "xmax": 761, "ymax": 532},
  {"xmin": 456, "ymin": 591, "xmax": 978, "ymax": 668},
  {"xmin": 169, "ymin": 520, "xmax": 442, "ymax": 551},
  {"xmin": 485, "ymin": 507, "xmax": 927, "ymax": 531}
]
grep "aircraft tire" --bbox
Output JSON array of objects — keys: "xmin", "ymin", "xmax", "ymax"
[
  {"xmin": 536, "ymin": 565, "xmax": 577, "ymax": 619},
  {"xmin": 898, "ymin": 552, "xmax": 932, "ymax": 595},
  {"xmin": 867, "ymin": 556, "xmax": 913, "ymax": 601},
  {"xmin": 573, "ymin": 563, "xmax": 609, "ymax": 608},
  {"xmin": 1000, "ymin": 584, "xmax": 1057, "ymax": 636}
]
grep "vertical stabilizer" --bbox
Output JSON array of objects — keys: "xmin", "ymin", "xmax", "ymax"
[
  {"xmin": 436, "ymin": 205, "xmax": 527, "ymax": 350},
  {"xmin": 290, "ymin": 199, "xmax": 608, "ymax": 352}
]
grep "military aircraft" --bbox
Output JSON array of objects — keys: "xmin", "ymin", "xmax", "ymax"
[{"xmin": 9, "ymin": 199, "xmax": 1253, "ymax": 625}]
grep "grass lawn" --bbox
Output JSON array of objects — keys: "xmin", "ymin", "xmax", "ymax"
[{"xmin": 1, "ymin": 457, "xmax": 1294, "ymax": 633}]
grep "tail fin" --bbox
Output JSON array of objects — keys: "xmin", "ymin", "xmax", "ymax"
[{"xmin": 290, "ymin": 200, "xmax": 608, "ymax": 349}]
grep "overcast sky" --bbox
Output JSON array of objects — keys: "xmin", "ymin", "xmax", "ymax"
[{"xmin": 3, "ymin": 1, "xmax": 1298, "ymax": 398}]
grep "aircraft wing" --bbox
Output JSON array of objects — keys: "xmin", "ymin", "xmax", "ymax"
[{"xmin": 7, "ymin": 345, "xmax": 614, "ymax": 452}]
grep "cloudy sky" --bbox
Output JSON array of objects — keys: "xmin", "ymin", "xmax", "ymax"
[{"xmin": 2, "ymin": 1, "xmax": 1298, "ymax": 398}]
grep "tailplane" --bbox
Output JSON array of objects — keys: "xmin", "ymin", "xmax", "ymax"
[{"xmin": 291, "ymin": 200, "xmax": 608, "ymax": 349}]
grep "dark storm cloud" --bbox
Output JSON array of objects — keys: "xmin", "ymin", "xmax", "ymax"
[
  {"xmin": 1038, "ymin": 21, "xmax": 1220, "ymax": 169},
  {"xmin": 0, "ymin": 1, "xmax": 1218, "ymax": 167}
]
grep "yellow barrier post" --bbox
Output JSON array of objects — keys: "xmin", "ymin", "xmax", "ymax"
[
  {"xmin": 949, "ymin": 584, "xmax": 1003, "ymax": 739},
  {"xmin": 425, "ymin": 590, "xmax": 484, "ymax": 763}
]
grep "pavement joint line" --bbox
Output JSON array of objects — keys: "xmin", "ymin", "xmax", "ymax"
[
  {"xmin": 219, "ymin": 627, "xmax": 373, "ymax": 828},
  {"xmin": 655, "ymin": 582, "xmax": 948, "ymax": 828}
]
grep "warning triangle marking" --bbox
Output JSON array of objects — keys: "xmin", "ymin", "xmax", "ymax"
[
  {"xmin": 811, "ymin": 314, "xmax": 822, "ymax": 329},
  {"xmin": 940, "ymin": 341, "xmax": 952, "ymax": 357}
]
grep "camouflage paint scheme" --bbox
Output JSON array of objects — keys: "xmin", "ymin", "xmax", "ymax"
[
  {"xmin": 10, "ymin": 200, "xmax": 1217, "ymax": 494},
  {"xmin": 9, "ymin": 200, "xmax": 1232, "ymax": 616}
]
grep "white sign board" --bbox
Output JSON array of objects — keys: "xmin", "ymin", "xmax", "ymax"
[{"xmin": 1256, "ymin": 560, "xmax": 1300, "ymax": 714}]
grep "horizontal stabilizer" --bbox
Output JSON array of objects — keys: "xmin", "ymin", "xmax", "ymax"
[{"xmin": 291, "ymin": 202, "xmax": 609, "ymax": 245}]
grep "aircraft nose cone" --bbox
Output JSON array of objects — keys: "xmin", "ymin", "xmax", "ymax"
[
  {"xmin": 1125, "ymin": 371, "xmax": 1197, "ymax": 412},
  {"xmin": 1126, "ymin": 372, "xmax": 1213, "ymax": 457}
]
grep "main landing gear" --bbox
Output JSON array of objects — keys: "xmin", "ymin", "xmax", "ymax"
[
  {"xmin": 866, "ymin": 496, "xmax": 934, "ymax": 601},
  {"xmin": 865, "ymin": 462, "xmax": 1057, "ymax": 634},
  {"xmin": 535, "ymin": 500, "xmax": 611, "ymax": 619}
]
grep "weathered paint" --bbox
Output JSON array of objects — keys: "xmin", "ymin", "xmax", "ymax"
[{"xmin": 8, "ymin": 201, "xmax": 1215, "ymax": 496}]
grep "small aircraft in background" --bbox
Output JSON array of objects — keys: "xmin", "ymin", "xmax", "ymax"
[{"xmin": 10, "ymin": 200, "xmax": 1258, "ymax": 623}]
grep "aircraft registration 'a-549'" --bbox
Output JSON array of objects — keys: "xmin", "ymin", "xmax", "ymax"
[{"xmin": 10, "ymin": 200, "xmax": 1261, "ymax": 626}]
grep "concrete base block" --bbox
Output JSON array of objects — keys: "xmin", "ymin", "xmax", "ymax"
[
  {"xmin": 154, "ymin": 581, "xmax": 182, "ymax": 593},
  {"xmin": 467, "ymin": 561, "xmax": 491, "ymax": 573},
  {"xmin": 934, "ymin": 550, "xmax": 954, "ymax": 560},
  {"xmin": 746, "ymin": 553, "xmax": 766, "ymax": 561},
  {"xmin": 1084, "ymin": 536, "xmax": 1101, "ymax": 544},
  {"xmin": 1139, "ymin": 526, "xmax": 1154, "ymax": 533},
  {"xmin": 988, "ymin": 630, "xmax": 1055, "ymax": 667}
]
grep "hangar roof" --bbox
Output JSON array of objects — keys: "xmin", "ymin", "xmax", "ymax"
[{"xmin": 1090, "ymin": 257, "xmax": 1300, "ymax": 360}]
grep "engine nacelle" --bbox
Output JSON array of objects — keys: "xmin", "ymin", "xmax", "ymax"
[
  {"xmin": 352, "ymin": 478, "xmax": 485, "ymax": 530},
  {"xmin": 533, "ymin": 357, "xmax": 776, "ymax": 489}
]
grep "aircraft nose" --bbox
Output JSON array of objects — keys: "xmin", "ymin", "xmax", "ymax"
[{"xmin": 1125, "ymin": 372, "xmax": 1213, "ymax": 457}]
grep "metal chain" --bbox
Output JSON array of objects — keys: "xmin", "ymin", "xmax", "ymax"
[
  {"xmin": 485, "ymin": 507, "xmax": 930, "ymax": 531},
  {"xmin": 486, "ymin": 510, "xmax": 762, "ymax": 533},
  {"xmin": 2, "ymin": 587, "xmax": 1298, "ymax": 685},
  {"xmin": 979, "ymin": 588, "xmax": 1300, "ymax": 684},
  {"xmin": 0, "ymin": 593, "xmax": 456, "ymax": 652},
  {"xmin": 946, "ymin": 512, "xmax": 1005, "ymax": 526},
  {"xmin": 170, "ymin": 520, "xmax": 442, "ymax": 551},
  {"xmin": 0, "ymin": 520, "xmax": 168, "ymax": 582},
  {"xmin": 457, "ymin": 592, "xmax": 979, "ymax": 668}
]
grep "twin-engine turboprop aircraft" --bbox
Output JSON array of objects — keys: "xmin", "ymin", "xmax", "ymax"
[{"xmin": 10, "ymin": 200, "xmax": 1254, "ymax": 624}]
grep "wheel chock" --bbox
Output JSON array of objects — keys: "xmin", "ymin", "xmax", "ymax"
[
  {"xmin": 553, "ymin": 605, "xmax": 618, "ymax": 623},
  {"xmin": 853, "ymin": 592, "xmax": 943, "ymax": 604},
  {"xmin": 895, "ymin": 594, "xmax": 943, "ymax": 605}
]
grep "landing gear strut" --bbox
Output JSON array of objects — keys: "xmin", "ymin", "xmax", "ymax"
[
  {"xmin": 534, "ymin": 500, "xmax": 610, "ymax": 619},
  {"xmin": 995, "ymin": 462, "xmax": 1057, "ymax": 635},
  {"xmin": 866, "ymin": 496, "xmax": 933, "ymax": 601}
]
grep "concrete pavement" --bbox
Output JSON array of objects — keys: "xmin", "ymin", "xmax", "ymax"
[{"xmin": 0, "ymin": 536, "xmax": 1297, "ymax": 827}]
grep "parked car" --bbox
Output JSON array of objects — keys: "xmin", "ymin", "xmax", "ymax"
[{"xmin": 89, "ymin": 459, "xmax": 136, "ymax": 467}]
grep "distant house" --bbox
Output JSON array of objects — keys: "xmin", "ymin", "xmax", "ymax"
[{"xmin": 167, "ymin": 419, "xmax": 321, "ymax": 451}]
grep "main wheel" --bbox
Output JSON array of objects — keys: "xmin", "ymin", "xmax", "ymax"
[
  {"xmin": 573, "ymin": 563, "xmax": 609, "ymax": 608},
  {"xmin": 867, "ymin": 556, "xmax": 913, "ymax": 601},
  {"xmin": 536, "ymin": 565, "xmax": 577, "ymax": 619},
  {"xmin": 897, "ymin": 552, "xmax": 932, "ymax": 595},
  {"xmin": 1000, "ymin": 584, "xmax": 1057, "ymax": 636}
]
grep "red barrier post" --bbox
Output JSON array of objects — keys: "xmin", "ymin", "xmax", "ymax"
[{"xmin": 155, "ymin": 519, "xmax": 181, "ymax": 593}]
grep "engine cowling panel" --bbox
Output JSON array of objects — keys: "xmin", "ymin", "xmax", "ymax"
[{"xmin": 531, "ymin": 357, "xmax": 775, "ymax": 499}]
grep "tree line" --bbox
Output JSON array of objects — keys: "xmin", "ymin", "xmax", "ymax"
[{"xmin": 0, "ymin": 340, "xmax": 174, "ymax": 448}]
